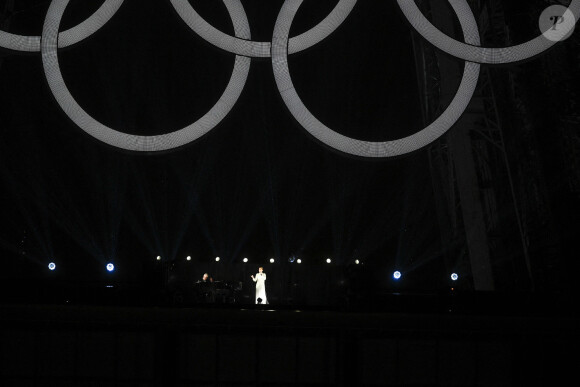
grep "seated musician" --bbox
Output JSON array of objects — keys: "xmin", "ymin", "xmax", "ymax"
[{"xmin": 197, "ymin": 273, "xmax": 215, "ymax": 303}]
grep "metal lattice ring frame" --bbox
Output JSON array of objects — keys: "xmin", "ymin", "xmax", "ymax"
[
  {"xmin": 271, "ymin": 0, "xmax": 481, "ymax": 157},
  {"xmin": 5, "ymin": 0, "xmax": 576, "ymax": 154},
  {"xmin": 169, "ymin": 0, "xmax": 358, "ymax": 58},
  {"xmin": 397, "ymin": 0, "xmax": 579, "ymax": 64},
  {"xmin": 41, "ymin": 0, "xmax": 251, "ymax": 152},
  {"xmin": 0, "ymin": 0, "xmax": 124, "ymax": 52}
]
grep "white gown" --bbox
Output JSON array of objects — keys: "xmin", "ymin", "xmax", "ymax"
[{"xmin": 253, "ymin": 272, "xmax": 268, "ymax": 304}]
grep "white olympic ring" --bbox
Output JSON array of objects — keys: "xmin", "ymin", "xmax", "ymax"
[
  {"xmin": 397, "ymin": 0, "xmax": 579, "ymax": 64},
  {"xmin": 169, "ymin": 0, "xmax": 357, "ymax": 57},
  {"xmin": 41, "ymin": 0, "xmax": 251, "ymax": 152},
  {"xmin": 272, "ymin": 0, "xmax": 480, "ymax": 157},
  {"xmin": 0, "ymin": 0, "xmax": 124, "ymax": 52},
  {"xmin": 0, "ymin": 0, "xmax": 576, "ymax": 155}
]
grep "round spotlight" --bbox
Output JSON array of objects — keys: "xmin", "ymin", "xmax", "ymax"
[
  {"xmin": 48, "ymin": 262, "xmax": 56, "ymax": 271},
  {"xmin": 355, "ymin": 259, "xmax": 360, "ymax": 265},
  {"xmin": 243, "ymin": 257, "xmax": 248, "ymax": 263},
  {"xmin": 106, "ymin": 263, "xmax": 115, "ymax": 272},
  {"xmin": 215, "ymin": 257, "xmax": 220, "ymax": 262},
  {"xmin": 326, "ymin": 258, "xmax": 332, "ymax": 264},
  {"xmin": 393, "ymin": 271, "xmax": 401, "ymax": 280},
  {"xmin": 297, "ymin": 259, "xmax": 302, "ymax": 264},
  {"xmin": 156, "ymin": 255, "xmax": 161, "ymax": 261},
  {"xmin": 451, "ymin": 273, "xmax": 459, "ymax": 281},
  {"xmin": 270, "ymin": 258, "xmax": 275, "ymax": 263},
  {"xmin": 186, "ymin": 256, "xmax": 191, "ymax": 261}
]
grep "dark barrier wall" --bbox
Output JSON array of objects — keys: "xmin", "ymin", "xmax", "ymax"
[{"xmin": 1, "ymin": 304, "xmax": 578, "ymax": 386}]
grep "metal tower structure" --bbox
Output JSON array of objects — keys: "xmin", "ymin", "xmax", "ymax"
[{"xmin": 413, "ymin": 0, "xmax": 535, "ymax": 290}]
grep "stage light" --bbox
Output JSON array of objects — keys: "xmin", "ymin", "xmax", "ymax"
[
  {"xmin": 186, "ymin": 256, "xmax": 191, "ymax": 261},
  {"xmin": 48, "ymin": 262, "xmax": 56, "ymax": 271},
  {"xmin": 326, "ymin": 258, "xmax": 332, "ymax": 264},
  {"xmin": 106, "ymin": 263, "xmax": 114, "ymax": 272},
  {"xmin": 451, "ymin": 273, "xmax": 459, "ymax": 281},
  {"xmin": 215, "ymin": 256, "xmax": 220, "ymax": 262},
  {"xmin": 243, "ymin": 257, "xmax": 248, "ymax": 263},
  {"xmin": 297, "ymin": 259, "xmax": 302, "ymax": 264},
  {"xmin": 270, "ymin": 258, "xmax": 275, "ymax": 263},
  {"xmin": 156, "ymin": 255, "xmax": 161, "ymax": 261},
  {"xmin": 355, "ymin": 259, "xmax": 360, "ymax": 265},
  {"xmin": 393, "ymin": 271, "xmax": 401, "ymax": 280}
]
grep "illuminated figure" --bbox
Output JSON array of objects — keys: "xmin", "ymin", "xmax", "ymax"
[{"xmin": 251, "ymin": 267, "xmax": 268, "ymax": 304}]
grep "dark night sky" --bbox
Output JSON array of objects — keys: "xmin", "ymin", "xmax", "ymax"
[{"xmin": 1, "ymin": 0, "xmax": 578, "ymax": 295}]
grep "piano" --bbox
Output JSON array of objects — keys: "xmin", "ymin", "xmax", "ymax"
[{"xmin": 192, "ymin": 280, "xmax": 242, "ymax": 304}]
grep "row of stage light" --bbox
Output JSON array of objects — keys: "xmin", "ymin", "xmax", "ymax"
[
  {"xmin": 45, "ymin": 257, "xmax": 354, "ymax": 272},
  {"xmin": 155, "ymin": 256, "xmax": 361, "ymax": 265},
  {"xmin": 46, "ymin": 262, "xmax": 460, "ymax": 281},
  {"xmin": 391, "ymin": 270, "xmax": 459, "ymax": 281},
  {"xmin": 46, "ymin": 262, "xmax": 116, "ymax": 272}
]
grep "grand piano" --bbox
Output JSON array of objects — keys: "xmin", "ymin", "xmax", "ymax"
[{"xmin": 191, "ymin": 280, "xmax": 242, "ymax": 304}]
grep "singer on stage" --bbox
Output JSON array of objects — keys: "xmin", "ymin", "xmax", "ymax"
[{"xmin": 251, "ymin": 267, "xmax": 268, "ymax": 304}]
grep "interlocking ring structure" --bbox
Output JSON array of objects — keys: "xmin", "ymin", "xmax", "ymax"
[{"xmin": 0, "ymin": 0, "xmax": 577, "ymax": 155}]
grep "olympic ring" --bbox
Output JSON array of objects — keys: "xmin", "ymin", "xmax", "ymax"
[
  {"xmin": 1, "ymin": 1, "xmax": 577, "ymax": 155},
  {"xmin": 397, "ymin": 0, "xmax": 579, "ymax": 64},
  {"xmin": 41, "ymin": 0, "xmax": 251, "ymax": 152},
  {"xmin": 169, "ymin": 0, "xmax": 357, "ymax": 57},
  {"xmin": 0, "ymin": 0, "xmax": 124, "ymax": 52},
  {"xmin": 272, "ymin": 0, "xmax": 480, "ymax": 157}
]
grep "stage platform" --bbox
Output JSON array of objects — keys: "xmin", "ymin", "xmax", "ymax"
[{"xmin": 1, "ymin": 290, "xmax": 578, "ymax": 386}]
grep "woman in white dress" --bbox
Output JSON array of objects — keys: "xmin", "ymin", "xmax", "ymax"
[{"xmin": 251, "ymin": 267, "xmax": 268, "ymax": 304}]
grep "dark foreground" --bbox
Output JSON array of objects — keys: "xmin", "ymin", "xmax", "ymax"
[{"xmin": 1, "ymin": 290, "xmax": 578, "ymax": 387}]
